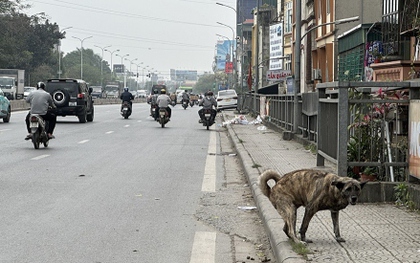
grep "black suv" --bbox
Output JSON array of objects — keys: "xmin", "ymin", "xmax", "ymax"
[{"xmin": 46, "ymin": 79, "xmax": 94, "ymax": 123}]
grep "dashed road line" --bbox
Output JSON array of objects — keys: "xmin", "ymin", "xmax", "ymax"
[
  {"xmin": 78, "ymin": 140, "xmax": 89, "ymax": 144},
  {"xmin": 31, "ymin": 155, "xmax": 50, "ymax": 160},
  {"xmin": 202, "ymin": 132, "xmax": 217, "ymax": 192},
  {"xmin": 124, "ymin": 125, "xmax": 130, "ymax": 128},
  {"xmin": 0, "ymin": 129, "xmax": 11, "ymax": 132},
  {"xmin": 106, "ymin": 131, "xmax": 114, "ymax": 134},
  {"xmin": 189, "ymin": 231, "xmax": 216, "ymax": 263}
]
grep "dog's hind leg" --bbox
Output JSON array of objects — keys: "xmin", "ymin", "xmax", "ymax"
[
  {"xmin": 277, "ymin": 201, "xmax": 302, "ymax": 244},
  {"xmin": 299, "ymin": 208, "xmax": 316, "ymax": 243},
  {"xmin": 331, "ymin": 210, "xmax": 346, "ymax": 242}
]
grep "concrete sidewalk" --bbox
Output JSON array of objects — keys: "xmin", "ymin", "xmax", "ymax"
[{"xmin": 222, "ymin": 112, "xmax": 420, "ymax": 263}]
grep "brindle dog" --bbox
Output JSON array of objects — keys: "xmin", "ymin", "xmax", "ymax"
[{"xmin": 260, "ymin": 169, "xmax": 367, "ymax": 244}]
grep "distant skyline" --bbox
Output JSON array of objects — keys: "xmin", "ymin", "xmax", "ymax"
[{"xmin": 24, "ymin": 0, "xmax": 238, "ymax": 77}]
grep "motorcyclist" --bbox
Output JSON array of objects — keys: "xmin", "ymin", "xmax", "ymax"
[
  {"xmin": 24, "ymin": 82, "xmax": 57, "ymax": 140},
  {"xmin": 155, "ymin": 88, "xmax": 172, "ymax": 120},
  {"xmin": 170, "ymin": 92, "xmax": 177, "ymax": 105},
  {"xmin": 149, "ymin": 87, "xmax": 160, "ymax": 118},
  {"xmin": 120, "ymin": 87, "xmax": 134, "ymax": 113},
  {"xmin": 182, "ymin": 91, "xmax": 190, "ymax": 104},
  {"xmin": 198, "ymin": 91, "xmax": 217, "ymax": 123}
]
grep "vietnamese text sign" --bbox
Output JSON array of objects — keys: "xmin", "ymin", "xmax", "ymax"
[
  {"xmin": 266, "ymin": 70, "xmax": 292, "ymax": 81},
  {"xmin": 269, "ymin": 23, "xmax": 283, "ymax": 70}
]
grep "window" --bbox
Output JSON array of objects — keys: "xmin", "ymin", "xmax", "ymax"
[{"xmin": 285, "ymin": 2, "xmax": 292, "ymax": 33}]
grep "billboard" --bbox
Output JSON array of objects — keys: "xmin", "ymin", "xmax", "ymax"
[
  {"xmin": 113, "ymin": 64, "xmax": 124, "ymax": 74},
  {"xmin": 225, "ymin": 62, "xmax": 233, "ymax": 73},
  {"xmin": 269, "ymin": 23, "xmax": 283, "ymax": 70},
  {"xmin": 170, "ymin": 69, "xmax": 197, "ymax": 81},
  {"xmin": 216, "ymin": 40, "xmax": 231, "ymax": 71}
]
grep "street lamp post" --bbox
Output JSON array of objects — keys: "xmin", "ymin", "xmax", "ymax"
[
  {"xmin": 142, "ymin": 66, "xmax": 149, "ymax": 89},
  {"xmin": 134, "ymin": 62, "xmax": 143, "ymax": 89},
  {"xmin": 58, "ymin": 26, "xmax": 72, "ymax": 78},
  {"xmin": 94, "ymin": 44, "xmax": 111, "ymax": 87},
  {"xmin": 104, "ymin": 48, "xmax": 120, "ymax": 79},
  {"xmin": 216, "ymin": 2, "xmax": 244, "ymax": 97},
  {"xmin": 125, "ymin": 58, "xmax": 138, "ymax": 90},
  {"xmin": 115, "ymin": 53, "xmax": 129, "ymax": 88},
  {"xmin": 72, "ymin": 35, "xmax": 93, "ymax": 79}
]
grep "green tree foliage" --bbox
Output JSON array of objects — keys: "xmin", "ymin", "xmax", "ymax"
[
  {"xmin": 30, "ymin": 64, "xmax": 56, "ymax": 83},
  {"xmin": 62, "ymin": 48, "xmax": 111, "ymax": 85},
  {"xmin": 194, "ymin": 72, "xmax": 228, "ymax": 94},
  {"xmin": 0, "ymin": 0, "xmax": 64, "ymax": 84},
  {"xmin": 194, "ymin": 73, "xmax": 216, "ymax": 94}
]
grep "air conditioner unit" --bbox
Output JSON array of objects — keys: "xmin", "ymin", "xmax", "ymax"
[{"xmin": 312, "ymin": 69, "xmax": 322, "ymax": 80}]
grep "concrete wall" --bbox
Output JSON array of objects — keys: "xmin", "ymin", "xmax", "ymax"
[{"xmin": 335, "ymin": 0, "xmax": 382, "ymax": 36}]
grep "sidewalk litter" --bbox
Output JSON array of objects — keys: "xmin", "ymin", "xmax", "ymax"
[{"xmin": 222, "ymin": 115, "xmax": 263, "ymax": 127}]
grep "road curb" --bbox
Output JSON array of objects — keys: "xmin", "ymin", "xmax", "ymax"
[{"xmin": 223, "ymin": 114, "xmax": 306, "ymax": 263}]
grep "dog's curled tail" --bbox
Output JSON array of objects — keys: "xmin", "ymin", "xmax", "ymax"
[{"xmin": 259, "ymin": 170, "xmax": 282, "ymax": 197}]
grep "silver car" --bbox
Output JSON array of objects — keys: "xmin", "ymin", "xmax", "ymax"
[
  {"xmin": 23, "ymin": 86, "xmax": 36, "ymax": 99},
  {"xmin": 216, "ymin": 89, "xmax": 238, "ymax": 111}
]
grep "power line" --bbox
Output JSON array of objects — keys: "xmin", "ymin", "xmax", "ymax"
[{"xmin": 31, "ymin": 0, "xmax": 222, "ymax": 28}]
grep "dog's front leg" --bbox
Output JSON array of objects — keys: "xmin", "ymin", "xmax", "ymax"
[
  {"xmin": 331, "ymin": 210, "xmax": 345, "ymax": 242},
  {"xmin": 300, "ymin": 208, "xmax": 316, "ymax": 243}
]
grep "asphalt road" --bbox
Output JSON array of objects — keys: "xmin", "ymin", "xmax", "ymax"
[{"xmin": 0, "ymin": 103, "xmax": 273, "ymax": 263}]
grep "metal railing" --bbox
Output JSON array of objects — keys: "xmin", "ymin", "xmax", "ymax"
[{"xmin": 239, "ymin": 80, "xmax": 420, "ymax": 182}]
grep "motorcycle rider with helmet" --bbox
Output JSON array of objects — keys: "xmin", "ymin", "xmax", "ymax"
[
  {"xmin": 155, "ymin": 88, "xmax": 172, "ymax": 120},
  {"xmin": 198, "ymin": 90, "xmax": 217, "ymax": 123},
  {"xmin": 182, "ymin": 91, "xmax": 190, "ymax": 104},
  {"xmin": 120, "ymin": 87, "xmax": 134, "ymax": 113},
  {"xmin": 24, "ymin": 82, "xmax": 57, "ymax": 140}
]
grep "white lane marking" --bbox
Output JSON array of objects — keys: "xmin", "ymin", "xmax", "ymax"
[
  {"xmin": 78, "ymin": 140, "xmax": 89, "ymax": 144},
  {"xmin": 137, "ymin": 120, "xmax": 142, "ymax": 123},
  {"xmin": 124, "ymin": 125, "xmax": 130, "ymax": 128},
  {"xmin": 189, "ymin": 231, "xmax": 216, "ymax": 263},
  {"xmin": 106, "ymin": 131, "xmax": 114, "ymax": 134},
  {"xmin": 202, "ymin": 132, "xmax": 216, "ymax": 192},
  {"xmin": 0, "ymin": 129, "xmax": 11, "ymax": 132},
  {"xmin": 31, "ymin": 155, "xmax": 50, "ymax": 160}
]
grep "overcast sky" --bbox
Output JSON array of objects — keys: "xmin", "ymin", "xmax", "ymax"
[{"xmin": 25, "ymin": 0, "xmax": 237, "ymax": 78}]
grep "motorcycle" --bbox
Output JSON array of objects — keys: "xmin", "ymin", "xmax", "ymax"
[
  {"xmin": 150, "ymin": 103, "xmax": 158, "ymax": 120},
  {"xmin": 29, "ymin": 114, "xmax": 50, "ymax": 149},
  {"xmin": 121, "ymin": 101, "xmax": 131, "ymax": 119},
  {"xmin": 157, "ymin": 108, "xmax": 170, "ymax": 128},
  {"xmin": 201, "ymin": 109, "xmax": 215, "ymax": 130},
  {"xmin": 189, "ymin": 101, "xmax": 194, "ymax": 107},
  {"xmin": 182, "ymin": 99, "xmax": 189, "ymax": 110}
]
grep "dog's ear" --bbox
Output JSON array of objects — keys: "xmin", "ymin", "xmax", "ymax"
[
  {"xmin": 359, "ymin": 181, "xmax": 368, "ymax": 189},
  {"xmin": 331, "ymin": 180, "xmax": 346, "ymax": 190}
]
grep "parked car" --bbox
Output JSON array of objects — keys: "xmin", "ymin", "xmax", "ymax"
[
  {"xmin": 0, "ymin": 89, "xmax": 11, "ymax": 123},
  {"xmin": 216, "ymin": 89, "xmax": 238, "ymax": 111},
  {"xmin": 90, "ymin": 86, "xmax": 103, "ymax": 99},
  {"xmin": 137, "ymin": 90, "xmax": 147, "ymax": 98},
  {"xmin": 23, "ymin": 86, "xmax": 36, "ymax": 99},
  {"xmin": 45, "ymin": 78, "xmax": 94, "ymax": 123}
]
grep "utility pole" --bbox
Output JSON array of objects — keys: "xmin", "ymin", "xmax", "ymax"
[{"xmin": 293, "ymin": 0, "xmax": 301, "ymax": 133}]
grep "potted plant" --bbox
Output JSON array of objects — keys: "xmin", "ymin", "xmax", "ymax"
[
  {"xmin": 347, "ymin": 88, "xmax": 409, "ymax": 181},
  {"xmin": 359, "ymin": 166, "xmax": 378, "ymax": 182},
  {"xmin": 372, "ymin": 50, "xmax": 382, "ymax": 63}
]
